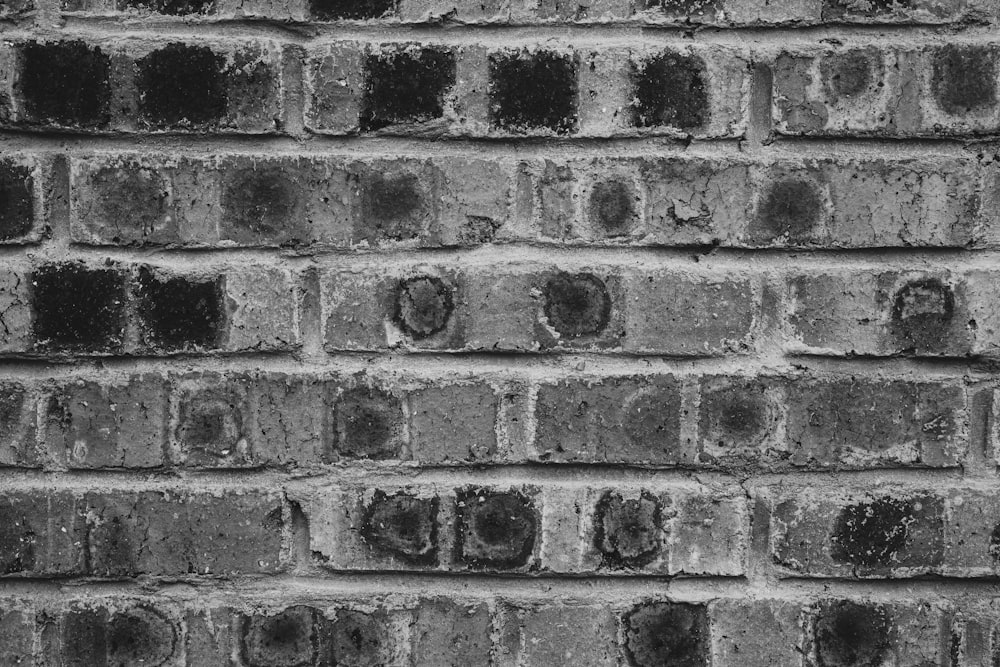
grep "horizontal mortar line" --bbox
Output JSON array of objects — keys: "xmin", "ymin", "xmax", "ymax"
[
  {"xmin": 0, "ymin": 129, "xmax": 986, "ymax": 156},
  {"xmin": 21, "ymin": 18, "xmax": 1000, "ymax": 44},
  {"xmin": 0, "ymin": 350, "xmax": 984, "ymax": 379}
]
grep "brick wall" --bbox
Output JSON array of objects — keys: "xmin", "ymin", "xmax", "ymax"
[{"xmin": 0, "ymin": 0, "xmax": 999, "ymax": 663}]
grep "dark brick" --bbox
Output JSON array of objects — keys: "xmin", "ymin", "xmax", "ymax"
[
  {"xmin": 330, "ymin": 610, "xmax": 389, "ymax": 666},
  {"xmin": 0, "ymin": 381, "xmax": 33, "ymax": 467},
  {"xmin": 0, "ymin": 161, "xmax": 33, "ymax": 241},
  {"xmin": 594, "ymin": 491, "xmax": 662, "ymax": 568},
  {"xmin": 631, "ymin": 52, "xmax": 708, "ymax": 131},
  {"xmin": 18, "ymin": 41, "xmax": 111, "ymax": 128},
  {"xmin": 830, "ymin": 494, "xmax": 944, "ymax": 569},
  {"xmin": 751, "ymin": 176, "xmax": 824, "ymax": 243},
  {"xmin": 61, "ymin": 607, "xmax": 109, "ymax": 667},
  {"xmin": 309, "ymin": 0, "xmax": 394, "ymax": 19},
  {"xmin": 543, "ymin": 272, "xmax": 612, "ymax": 338},
  {"xmin": 137, "ymin": 43, "xmax": 227, "ymax": 128},
  {"xmin": 333, "ymin": 385, "xmax": 404, "ymax": 459},
  {"xmin": 814, "ymin": 600, "xmax": 891, "ymax": 667},
  {"xmin": 623, "ymin": 601, "xmax": 709, "ymax": 667},
  {"xmin": 888, "ymin": 277, "xmax": 957, "ymax": 354},
  {"xmin": 931, "ymin": 45, "xmax": 998, "ymax": 115},
  {"xmin": 359, "ymin": 172, "xmax": 426, "ymax": 242},
  {"xmin": 589, "ymin": 179, "xmax": 636, "ymax": 237},
  {"xmin": 360, "ymin": 491, "xmax": 439, "ymax": 565},
  {"xmin": 821, "ymin": 49, "xmax": 876, "ymax": 100},
  {"xmin": 394, "ymin": 276, "xmax": 454, "ymax": 339},
  {"xmin": 698, "ymin": 378, "xmax": 776, "ymax": 456},
  {"xmin": 0, "ymin": 497, "xmax": 37, "ymax": 574},
  {"xmin": 31, "ymin": 262, "xmax": 127, "ymax": 352},
  {"xmin": 360, "ymin": 47, "xmax": 456, "ymax": 132},
  {"xmin": 0, "ymin": 492, "xmax": 81, "ymax": 576},
  {"xmin": 136, "ymin": 267, "xmax": 224, "ymax": 351},
  {"xmin": 107, "ymin": 605, "xmax": 178, "ymax": 667},
  {"xmin": 242, "ymin": 606, "xmax": 319, "ymax": 667},
  {"xmin": 117, "ymin": 0, "xmax": 213, "ymax": 14},
  {"xmin": 177, "ymin": 381, "xmax": 249, "ymax": 466},
  {"xmin": 456, "ymin": 489, "xmax": 536, "ymax": 569},
  {"xmin": 991, "ymin": 523, "xmax": 1000, "ymax": 564},
  {"xmin": 220, "ymin": 166, "xmax": 308, "ymax": 246},
  {"xmin": 647, "ymin": 0, "xmax": 724, "ymax": 15},
  {"xmin": 489, "ymin": 51, "xmax": 578, "ymax": 134},
  {"xmin": 823, "ymin": 0, "xmax": 911, "ymax": 18}
]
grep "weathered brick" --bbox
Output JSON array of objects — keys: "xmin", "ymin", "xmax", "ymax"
[
  {"xmin": 31, "ymin": 262, "xmax": 128, "ymax": 353},
  {"xmin": 519, "ymin": 604, "xmax": 619, "ymax": 665},
  {"xmin": 0, "ymin": 606, "xmax": 32, "ymax": 665},
  {"xmin": 0, "ymin": 157, "xmax": 42, "ymax": 244},
  {"xmin": 409, "ymin": 382, "xmax": 497, "ymax": 463},
  {"xmin": 623, "ymin": 601, "xmax": 710, "ymax": 667},
  {"xmin": 410, "ymin": 598, "xmax": 492, "ymax": 666},
  {"xmin": 0, "ymin": 491, "xmax": 83, "ymax": 576},
  {"xmin": 711, "ymin": 599, "xmax": 803, "ymax": 667},
  {"xmin": 0, "ymin": 381, "xmax": 38, "ymax": 468}
]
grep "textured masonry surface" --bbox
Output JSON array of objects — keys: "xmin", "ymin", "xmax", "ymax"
[{"xmin": 2, "ymin": 0, "xmax": 1000, "ymax": 663}]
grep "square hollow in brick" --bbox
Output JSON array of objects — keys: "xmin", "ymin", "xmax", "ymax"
[
  {"xmin": 360, "ymin": 47, "xmax": 456, "ymax": 132},
  {"xmin": 488, "ymin": 51, "xmax": 579, "ymax": 134},
  {"xmin": 630, "ymin": 51, "xmax": 710, "ymax": 131},
  {"xmin": 31, "ymin": 262, "xmax": 127, "ymax": 352},
  {"xmin": 136, "ymin": 266, "xmax": 224, "ymax": 352}
]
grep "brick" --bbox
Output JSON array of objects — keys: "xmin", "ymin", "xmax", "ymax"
[
  {"xmin": 489, "ymin": 49, "xmax": 579, "ymax": 135},
  {"xmin": 310, "ymin": 0, "xmax": 394, "ymax": 18},
  {"xmin": 360, "ymin": 45, "xmax": 456, "ymax": 132},
  {"xmin": 0, "ymin": 491, "xmax": 82, "ymax": 576},
  {"xmin": 519, "ymin": 604, "xmax": 618, "ymax": 665},
  {"xmin": 173, "ymin": 372, "xmax": 254, "ymax": 467},
  {"xmin": 630, "ymin": 51, "xmax": 709, "ymax": 132},
  {"xmin": 3, "ymin": 39, "xmax": 283, "ymax": 133},
  {"xmin": 241, "ymin": 605, "xmax": 324, "ymax": 666},
  {"xmin": 456, "ymin": 488, "xmax": 538, "ymax": 569},
  {"xmin": 31, "ymin": 262, "xmax": 128, "ymax": 353},
  {"xmin": 625, "ymin": 270, "xmax": 759, "ymax": 355},
  {"xmin": 0, "ymin": 606, "xmax": 33, "ymax": 665},
  {"xmin": 45, "ymin": 375, "xmax": 167, "ymax": 469},
  {"xmin": 44, "ymin": 602, "xmax": 182, "ymax": 667},
  {"xmin": 222, "ymin": 266, "xmax": 299, "ymax": 352},
  {"xmin": 135, "ymin": 267, "xmax": 224, "ymax": 352},
  {"xmin": 623, "ymin": 601, "xmax": 710, "ymax": 667},
  {"xmin": 186, "ymin": 606, "xmax": 237, "ymax": 665},
  {"xmin": 408, "ymin": 382, "xmax": 498, "ymax": 463},
  {"xmin": 711, "ymin": 599, "xmax": 803, "ymax": 667},
  {"xmin": 329, "ymin": 609, "xmax": 395, "ymax": 665},
  {"xmin": 787, "ymin": 270, "xmax": 974, "ymax": 357},
  {"xmin": 410, "ymin": 599, "xmax": 492, "ymax": 666},
  {"xmin": 0, "ymin": 157, "xmax": 40, "ymax": 243},
  {"xmin": 0, "ymin": 381, "xmax": 37, "ymax": 468},
  {"xmin": 83, "ymin": 489, "xmax": 284, "ymax": 576}
]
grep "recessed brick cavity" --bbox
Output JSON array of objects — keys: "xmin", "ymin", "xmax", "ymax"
[
  {"xmin": 32, "ymin": 263, "xmax": 127, "ymax": 352},
  {"xmin": 594, "ymin": 491, "xmax": 662, "ymax": 568},
  {"xmin": 631, "ymin": 52, "xmax": 709, "ymax": 131},
  {"xmin": 18, "ymin": 40, "xmax": 111, "ymax": 127},
  {"xmin": 489, "ymin": 51, "xmax": 578, "ymax": 134},
  {"xmin": 0, "ymin": 161, "xmax": 33, "ymax": 240},
  {"xmin": 456, "ymin": 489, "xmax": 536, "ymax": 568},
  {"xmin": 932, "ymin": 45, "xmax": 998, "ymax": 115},
  {"xmin": 361, "ymin": 491, "xmax": 439, "ymax": 565},
  {"xmin": 589, "ymin": 180, "xmax": 635, "ymax": 236},
  {"xmin": 107, "ymin": 606, "xmax": 178, "ymax": 667},
  {"xmin": 814, "ymin": 600, "xmax": 891, "ymax": 667},
  {"xmin": 395, "ymin": 276, "xmax": 454, "ymax": 339},
  {"xmin": 309, "ymin": 0, "xmax": 394, "ymax": 19},
  {"xmin": 361, "ymin": 47, "xmax": 456, "ymax": 131},
  {"xmin": 137, "ymin": 43, "xmax": 227, "ymax": 128},
  {"xmin": 334, "ymin": 386, "xmax": 403, "ymax": 459},
  {"xmin": 753, "ymin": 177, "xmax": 823, "ymax": 243},
  {"xmin": 136, "ymin": 267, "xmax": 224, "ymax": 351},
  {"xmin": 624, "ymin": 602, "xmax": 709, "ymax": 667},
  {"xmin": 543, "ymin": 272, "xmax": 611, "ymax": 338},
  {"xmin": 242, "ymin": 606, "xmax": 319, "ymax": 667}
]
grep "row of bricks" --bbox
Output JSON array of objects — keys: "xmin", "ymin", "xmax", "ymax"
[
  {"xmin": 14, "ymin": 260, "xmax": 1000, "ymax": 358},
  {"xmin": 3, "ymin": 39, "xmax": 1000, "ymax": 138},
  {"xmin": 3, "ymin": 151, "xmax": 993, "ymax": 249},
  {"xmin": 28, "ymin": 0, "xmax": 997, "ymax": 25},
  {"xmin": 0, "ymin": 595, "xmax": 989, "ymax": 667},
  {"xmin": 8, "ymin": 483, "xmax": 1000, "ymax": 579},
  {"xmin": 0, "ymin": 371, "xmax": 971, "ymax": 470}
]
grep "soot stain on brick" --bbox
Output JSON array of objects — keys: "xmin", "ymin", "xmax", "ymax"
[
  {"xmin": 594, "ymin": 491, "xmax": 662, "ymax": 568},
  {"xmin": 242, "ymin": 606, "xmax": 318, "ymax": 667},
  {"xmin": 361, "ymin": 491, "xmax": 439, "ymax": 565},
  {"xmin": 489, "ymin": 51, "xmax": 579, "ymax": 134},
  {"xmin": 137, "ymin": 43, "xmax": 227, "ymax": 128},
  {"xmin": 331, "ymin": 610, "xmax": 388, "ymax": 665},
  {"xmin": 107, "ymin": 606, "xmax": 177, "ymax": 667},
  {"xmin": 589, "ymin": 180, "xmax": 636, "ymax": 237},
  {"xmin": 136, "ymin": 267, "xmax": 224, "ymax": 351},
  {"xmin": 221, "ymin": 167, "xmax": 302, "ymax": 244},
  {"xmin": 334, "ymin": 386, "xmax": 403, "ymax": 459},
  {"xmin": 18, "ymin": 41, "xmax": 111, "ymax": 127},
  {"xmin": 543, "ymin": 272, "xmax": 612, "ymax": 338},
  {"xmin": 821, "ymin": 49, "xmax": 876, "ymax": 100},
  {"xmin": 394, "ymin": 276, "xmax": 454, "ymax": 339},
  {"xmin": 456, "ymin": 489, "xmax": 536, "ymax": 569},
  {"xmin": 178, "ymin": 387, "xmax": 245, "ymax": 461},
  {"xmin": 118, "ymin": 0, "xmax": 213, "ymax": 14},
  {"xmin": 753, "ymin": 177, "xmax": 823, "ymax": 243},
  {"xmin": 309, "ymin": 0, "xmax": 395, "ymax": 19},
  {"xmin": 91, "ymin": 167, "xmax": 169, "ymax": 243},
  {"xmin": 32, "ymin": 262, "xmax": 127, "ymax": 352},
  {"xmin": 360, "ymin": 47, "xmax": 456, "ymax": 132},
  {"xmin": 814, "ymin": 600, "xmax": 891, "ymax": 667},
  {"xmin": 360, "ymin": 173, "xmax": 423, "ymax": 242},
  {"xmin": 0, "ymin": 161, "xmax": 32, "ymax": 240},
  {"xmin": 932, "ymin": 45, "xmax": 998, "ymax": 116},
  {"xmin": 624, "ymin": 601, "xmax": 709, "ymax": 667},
  {"xmin": 630, "ymin": 51, "xmax": 709, "ymax": 131},
  {"xmin": 0, "ymin": 503, "xmax": 34, "ymax": 573},
  {"xmin": 889, "ymin": 277, "xmax": 955, "ymax": 353},
  {"xmin": 831, "ymin": 496, "xmax": 920, "ymax": 568}
]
